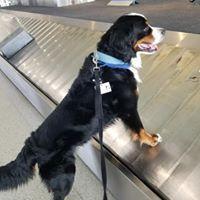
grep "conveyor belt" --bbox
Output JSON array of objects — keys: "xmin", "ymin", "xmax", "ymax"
[{"xmin": 0, "ymin": 11, "xmax": 200, "ymax": 200}]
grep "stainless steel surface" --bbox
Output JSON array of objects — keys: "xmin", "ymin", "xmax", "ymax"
[
  {"xmin": 0, "ymin": 10, "xmax": 200, "ymax": 200},
  {"xmin": 0, "ymin": 13, "xmax": 19, "ymax": 42},
  {"xmin": 0, "ymin": 27, "xmax": 33, "ymax": 58},
  {"xmin": 10, "ymin": 15, "xmax": 102, "ymax": 103},
  {"xmin": 78, "ymin": 140, "xmax": 160, "ymax": 200},
  {"xmin": 0, "ymin": 56, "xmax": 55, "ymax": 117},
  {"xmin": 0, "ymin": 9, "xmax": 113, "ymax": 32}
]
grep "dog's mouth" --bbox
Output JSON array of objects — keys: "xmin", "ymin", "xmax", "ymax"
[
  {"xmin": 134, "ymin": 26, "xmax": 165, "ymax": 54},
  {"xmin": 137, "ymin": 42, "xmax": 158, "ymax": 53}
]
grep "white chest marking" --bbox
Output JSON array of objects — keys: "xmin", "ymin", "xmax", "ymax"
[{"xmin": 129, "ymin": 53, "xmax": 142, "ymax": 83}]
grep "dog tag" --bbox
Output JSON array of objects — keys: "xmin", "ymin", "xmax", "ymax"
[{"xmin": 100, "ymin": 82, "xmax": 112, "ymax": 94}]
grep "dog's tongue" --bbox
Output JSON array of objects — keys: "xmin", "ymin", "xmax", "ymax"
[{"xmin": 138, "ymin": 43, "xmax": 158, "ymax": 52}]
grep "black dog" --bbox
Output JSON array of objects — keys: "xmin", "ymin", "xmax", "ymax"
[
  {"xmin": 189, "ymin": 0, "xmax": 200, "ymax": 4},
  {"xmin": 0, "ymin": 13, "xmax": 165, "ymax": 200}
]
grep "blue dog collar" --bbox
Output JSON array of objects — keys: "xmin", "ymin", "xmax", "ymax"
[{"xmin": 94, "ymin": 51, "xmax": 131, "ymax": 69}]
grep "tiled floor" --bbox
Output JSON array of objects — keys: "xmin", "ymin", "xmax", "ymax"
[{"xmin": 0, "ymin": 70, "xmax": 116, "ymax": 200}]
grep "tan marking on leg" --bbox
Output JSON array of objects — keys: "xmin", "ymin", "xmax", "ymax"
[
  {"xmin": 139, "ymin": 129, "xmax": 160, "ymax": 147},
  {"xmin": 131, "ymin": 132, "xmax": 139, "ymax": 141},
  {"xmin": 132, "ymin": 129, "xmax": 160, "ymax": 147}
]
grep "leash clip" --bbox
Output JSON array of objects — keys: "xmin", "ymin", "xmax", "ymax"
[
  {"xmin": 92, "ymin": 52, "xmax": 101, "ymax": 72},
  {"xmin": 93, "ymin": 66, "xmax": 100, "ymax": 72}
]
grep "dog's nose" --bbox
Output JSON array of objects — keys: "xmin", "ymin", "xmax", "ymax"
[{"xmin": 161, "ymin": 28, "xmax": 166, "ymax": 35}]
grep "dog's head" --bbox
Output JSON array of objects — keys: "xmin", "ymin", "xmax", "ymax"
[{"xmin": 97, "ymin": 13, "xmax": 165, "ymax": 62}]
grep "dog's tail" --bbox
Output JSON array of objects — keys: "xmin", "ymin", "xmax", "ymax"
[{"xmin": 0, "ymin": 136, "xmax": 37, "ymax": 190}]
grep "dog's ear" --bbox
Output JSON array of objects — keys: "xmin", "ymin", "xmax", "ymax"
[
  {"xmin": 110, "ymin": 27, "xmax": 137, "ymax": 60},
  {"xmin": 97, "ymin": 25, "xmax": 136, "ymax": 62}
]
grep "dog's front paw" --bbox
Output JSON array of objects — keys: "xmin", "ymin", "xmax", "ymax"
[
  {"xmin": 148, "ymin": 133, "xmax": 162, "ymax": 147},
  {"xmin": 131, "ymin": 129, "xmax": 163, "ymax": 147},
  {"xmin": 138, "ymin": 129, "xmax": 162, "ymax": 147}
]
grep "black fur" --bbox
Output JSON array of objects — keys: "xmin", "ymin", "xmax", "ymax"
[{"xmin": 0, "ymin": 14, "xmax": 152, "ymax": 200}]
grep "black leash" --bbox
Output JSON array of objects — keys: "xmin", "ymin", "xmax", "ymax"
[{"xmin": 93, "ymin": 58, "xmax": 108, "ymax": 200}]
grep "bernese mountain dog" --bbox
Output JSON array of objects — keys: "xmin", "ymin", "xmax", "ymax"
[{"xmin": 0, "ymin": 13, "xmax": 165, "ymax": 200}]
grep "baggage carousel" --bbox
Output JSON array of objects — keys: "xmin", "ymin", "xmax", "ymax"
[{"xmin": 0, "ymin": 10, "xmax": 200, "ymax": 200}]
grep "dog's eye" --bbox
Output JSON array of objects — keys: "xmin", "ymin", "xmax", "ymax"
[{"xmin": 144, "ymin": 26, "xmax": 150, "ymax": 32}]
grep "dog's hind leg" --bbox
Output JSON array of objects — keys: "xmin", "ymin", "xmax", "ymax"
[{"xmin": 39, "ymin": 151, "xmax": 76, "ymax": 200}]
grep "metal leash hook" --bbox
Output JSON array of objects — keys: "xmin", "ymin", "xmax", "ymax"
[
  {"xmin": 93, "ymin": 52, "xmax": 112, "ymax": 95},
  {"xmin": 93, "ymin": 51, "xmax": 101, "ymax": 71},
  {"xmin": 92, "ymin": 53, "xmax": 102, "ymax": 90}
]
